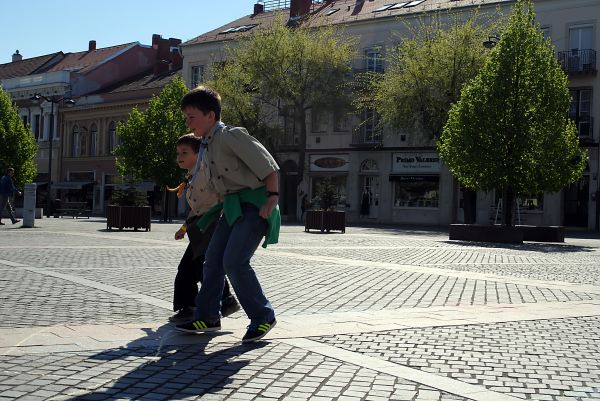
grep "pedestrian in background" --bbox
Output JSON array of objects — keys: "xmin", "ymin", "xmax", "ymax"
[{"xmin": 0, "ymin": 167, "xmax": 21, "ymax": 225}]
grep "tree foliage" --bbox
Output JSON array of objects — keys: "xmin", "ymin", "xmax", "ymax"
[
  {"xmin": 438, "ymin": 0, "xmax": 587, "ymax": 225},
  {"xmin": 355, "ymin": 9, "xmax": 504, "ymax": 140},
  {"xmin": 114, "ymin": 76, "xmax": 188, "ymax": 189},
  {"xmin": 0, "ymin": 87, "xmax": 38, "ymax": 187},
  {"xmin": 208, "ymin": 18, "xmax": 356, "ymax": 182}
]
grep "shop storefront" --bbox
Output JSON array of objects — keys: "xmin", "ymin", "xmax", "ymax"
[{"xmin": 388, "ymin": 151, "xmax": 444, "ymax": 225}]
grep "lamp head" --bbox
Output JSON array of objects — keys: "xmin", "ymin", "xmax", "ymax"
[{"xmin": 30, "ymin": 94, "xmax": 42, "ymax": 102}]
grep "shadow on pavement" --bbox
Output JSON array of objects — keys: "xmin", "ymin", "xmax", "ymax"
[
  {"xmin": 67, "ymin": 325, "xmax": 268, "ymax": 400},
  {"xmin": 441, "ymin": 240, "xmax": 597, "ymax": 253}
]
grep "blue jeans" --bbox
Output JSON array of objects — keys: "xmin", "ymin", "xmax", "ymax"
[{"xmin": 195, "ymin": 203, "xmax": 275, "ymax": 324}]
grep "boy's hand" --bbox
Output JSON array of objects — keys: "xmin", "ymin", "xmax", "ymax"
[
  {"xmin": 260, "ymin": 195, "xmax": 278, "ymax": 219},
  {"xmin": 174, "ymin": 229, "xmax": 186, "ymax": 240}
]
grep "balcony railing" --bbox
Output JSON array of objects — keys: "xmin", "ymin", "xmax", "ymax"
[
  {"xmin": 351, "ymin": 130, "xmax": 382, "ymax": 147},
  {"xmin": 558, "ymin": 49, "xmax": 597, "ymax": 75}
]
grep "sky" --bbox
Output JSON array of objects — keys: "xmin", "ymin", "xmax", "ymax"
[{"xmin": 0, "ymin": 0, "xmax": 257, "ymax": 64}]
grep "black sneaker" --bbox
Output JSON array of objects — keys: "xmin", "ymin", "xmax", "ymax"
[
  {"xmin": 12, "ymin": 220, "xmax": 20, "ymax": 224},
  {"xmin": 221, "ymin": 296, "xmax": 241, "ymax": 317},
  {"xmin": 175, "ymin": 319, "xmax": 221, "ymax": 333},
  {"xmin": 168, "ymin": 307, "xmax": 195, "ymax": 323},
  {"xmin": 242, "ymin": 318, "xmax": 276, "ymax": 343}
]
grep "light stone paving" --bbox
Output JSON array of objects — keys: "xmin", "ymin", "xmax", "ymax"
[{"xmin": 0, "ymin": 218, "xmax": 599, "ymax": 400}]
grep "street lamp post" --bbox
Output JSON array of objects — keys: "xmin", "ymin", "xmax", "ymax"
[{"xmin": 30, "ymin": 94, "xmax": 75, "ymax": 218}]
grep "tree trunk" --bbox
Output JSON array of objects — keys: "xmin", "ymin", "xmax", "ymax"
[
  {"xmin": 502, "ymin": 188, "xmax": 515, "ymax": 227},
  {"xmin": 296, "ymin": 105, "xmax": 308, "ymax": 187}
]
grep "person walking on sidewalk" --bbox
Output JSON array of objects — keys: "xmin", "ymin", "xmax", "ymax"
[
  {"xmin": 168, "ymin": 134, "xmax": 240, "ymax": 322},
  {"xmin": 0, "ymin": 167, "xmax": 21, "ymax": 225},
  {"xmin": 175, "ymin": 86, "xmax": 280, "ymax": 343}
]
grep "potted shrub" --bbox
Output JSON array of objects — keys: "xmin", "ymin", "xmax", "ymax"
[
  {"xmin": 305, "ymin": 178, "xmax": 346, "ymax": 233},
  {"xmin": 106, "ymin": 186, "xmax": 151, "ymax": 231}
]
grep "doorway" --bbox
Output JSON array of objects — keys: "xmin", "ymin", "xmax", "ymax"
[
  {"xmin": 564, "ymin": 176, "xmax": 589, "ymax": 227},
  {"xmin": 361, "ymin": 175, "xmax": 380, "ymax": 219}
]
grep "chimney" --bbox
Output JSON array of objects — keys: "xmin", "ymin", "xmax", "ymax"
[
  {"xmin": 152, "ymin": 34, "xmax": 182, "ymax": 75},
  {"xmin": 168, "ymin": 38, "xmax": 183, "ymax": 71},
  {"xmin": 12, "ymin": 50, "xmax": 22, "ymax": 62},
  {"xmin": 170, "ymin": 48, "xmax": 183, "ymax": 71},
  {"xmin": 290, "ymin": 0, "xmax": 311, "ymax": 17},
  {"xmin": 253, "ymin": 3, "xmax": 264, "ymax": 15},
  {"xmin": 89, "ymin": 40, "xmax": 97, "ymax": 51}
]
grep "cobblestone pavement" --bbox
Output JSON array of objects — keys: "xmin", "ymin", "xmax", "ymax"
[{"xmin": 0, "ymin": 218, "xmax": 599, "ymax": 400}]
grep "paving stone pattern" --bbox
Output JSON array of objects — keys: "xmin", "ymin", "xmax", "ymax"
[
  {"xmin": 315, "ymin": 316, "xmax": 600, "ymax": 400},
  {"xmin": 0, "ymin": 342, "xmax": 466, "ymax": 401}
]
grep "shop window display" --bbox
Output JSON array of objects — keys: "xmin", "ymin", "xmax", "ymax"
[{"xmin": 392, "ymin": 175, "xmax": 439, "ymax": 208}]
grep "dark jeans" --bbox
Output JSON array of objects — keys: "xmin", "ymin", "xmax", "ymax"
[
  {"xmin": 0, "ymin": 195, "xmax": 16, "ymax": 223},
  {"xmin": 195, "ymin": 203, "xmax": 275, "ymax": 324},
  {"xmin": 173, "ymin": 242, "xmax": 233, "ymax": 311}
]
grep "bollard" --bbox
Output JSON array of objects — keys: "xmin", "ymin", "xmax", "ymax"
[{"xmin": 22, "ymin": 183, "xmax": 37, "ymax": 228}]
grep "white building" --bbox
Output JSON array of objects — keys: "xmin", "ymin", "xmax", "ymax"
[{"xmin": 181, "ymin": 0, "xmax": 599, "ymax": 230}]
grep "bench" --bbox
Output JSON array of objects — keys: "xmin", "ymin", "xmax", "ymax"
[{"xmin": 55, "ymin": 202, "xmax": 91, "ymax": 219}]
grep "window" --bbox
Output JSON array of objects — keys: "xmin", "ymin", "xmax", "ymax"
[
  {"xmin": 32, "ymin": 114, "xmax": 41, "ymax": 140},
  {"xmin": 363, "ymin": 109, "xmax": 381, "ymax": 142},
  {"xmin": 365, "ymin": 47, "xmax": 383, "ymax": 73},
  {"xmin": 72, "ymin": 126, "xmax": 80, "ymax": 157},
  {"xmin": 311, "ymin": 109, "xmax": 328, "ymax": 133},
  {"xmin": 569, "ymin": 25, "xmax": 593, "ymax": 51},
  {"xmin": 569, "ymin": 89, "xmax": 592, "ymax": 137},
  {"xmin": 108, "ymin": 121, "xmax": 117, "ymax": 155},
  {"xmin": 278, "ymin": 106, "xmax": 299, "ymax": 145},
  {"xmin": 22, "ymin": 115, "xmax": 28, "ymax": 128},
  {"xmin": 405, "ymin": 0, "xmax": 425, "ymax": 7},
  {"xmin": 190, "ymin": 65, "xmax": 204, "ymax": 88},
  {"xmin": 389, "ymin": 2, "xmax": 408, "ymax": 9},
  {"xmin": 90, "ymin": 124, "xmax": 98, "ymax": 157},
  {"xmin": 518, "ymin": 193, "xmax": 544, "ymax": 211},
  {"xmin": 333, "ymin": 110, "xmax": 350, "ymax": 132},
  {"xmin": 373, "ymin": 4, "xmax": 394, "ymax": 12},
  {"xmin": 79, "ymin": 127, "xmax": 88, "ymax": 157},
  {"xmin": 392, "ymin": 175, "xmax": 439, "ymax": 208},
  {"xmin": 325, "ymin": 8, "xmax": 339, "ymax": 16}
]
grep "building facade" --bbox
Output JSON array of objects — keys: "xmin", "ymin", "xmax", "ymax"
[{"xmin": 181, "ymin": 0, "xmax": 599, "ymax": 229}]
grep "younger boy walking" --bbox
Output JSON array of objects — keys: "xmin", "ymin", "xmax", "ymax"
[
  {"xmin": 175, "ymin": 86, "xmax": 280, "ymax": 343},
  {"xmin": 169, "ymin": 134, "xmax": 240, "ymax": 322}
]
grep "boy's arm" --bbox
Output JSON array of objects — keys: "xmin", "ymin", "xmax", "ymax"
[{"xmin": 259, "ymin": 171, "xmax": 279, "ymax": 219}]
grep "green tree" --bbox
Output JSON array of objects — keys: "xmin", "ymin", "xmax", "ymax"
[
  {"xmin": 208, "ymin": 18, "xmax": 356, "ymax": 184},
  {"xmin": 355, "ymin": 10, "xmax": 503, "ymax": 140},
  {"xmin": 0, "ymin": 87, "xmax": 37, "ymax": 187},
  {"xmin": 438, "ymin": 0, "xmax": 587, "ymax": 226},
  {"xmin": 114, "ymin": 76, "xmax": 188, "ymax": 219}
]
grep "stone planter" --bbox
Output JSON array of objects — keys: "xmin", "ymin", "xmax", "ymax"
[
  {"xmin": 106, "ymin": 205, "xmax": 151, "ymax": 231},
  {"xmin": 449, "ymin": 224, "xmax": 565, "ymax": 243},
  {"xmin": 305, "ymin": 210, "xmax": 346, "ymax": 233},
  {"xmin": 517, "ymin": 225, "xmax": 564, "ymax": 242},
  {"xmin": 449, "ymin": 224, "xmax": 523, "ymax": 244}
]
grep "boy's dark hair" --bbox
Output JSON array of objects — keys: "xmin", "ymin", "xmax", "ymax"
[
  {"xmin": 180, "ymin": 86, "xmax": 222, "ymax": 121},
  {"xmin": 177, "ymin": 133, "xmax": 202, "ymax": 154}
]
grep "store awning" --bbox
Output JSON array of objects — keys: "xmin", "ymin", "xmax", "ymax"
[{"xmin": 52, "ymin": 181, "xmax": 95, "ymax": 190}]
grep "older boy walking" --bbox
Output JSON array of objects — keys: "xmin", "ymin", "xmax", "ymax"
[{"xmin": 175, "ymin": 86, "xmax": 280, "ymax": 343}]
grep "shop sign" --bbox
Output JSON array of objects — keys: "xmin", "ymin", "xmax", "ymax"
[
  {"xmin": 310, "ymin": 154, "xmax": 349, "ymax": 172},
  {"xmin": 392, "ymin": 152, "xmax": 440, "ymax": 173}
]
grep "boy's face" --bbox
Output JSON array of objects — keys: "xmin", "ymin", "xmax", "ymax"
[
  {"xmin": 183, "ymin": 106, "xmax": 216, "ymax": 138},
  {"xmin": 176, "ymin": 144, "xmax": 198, "ymax": 171}
]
